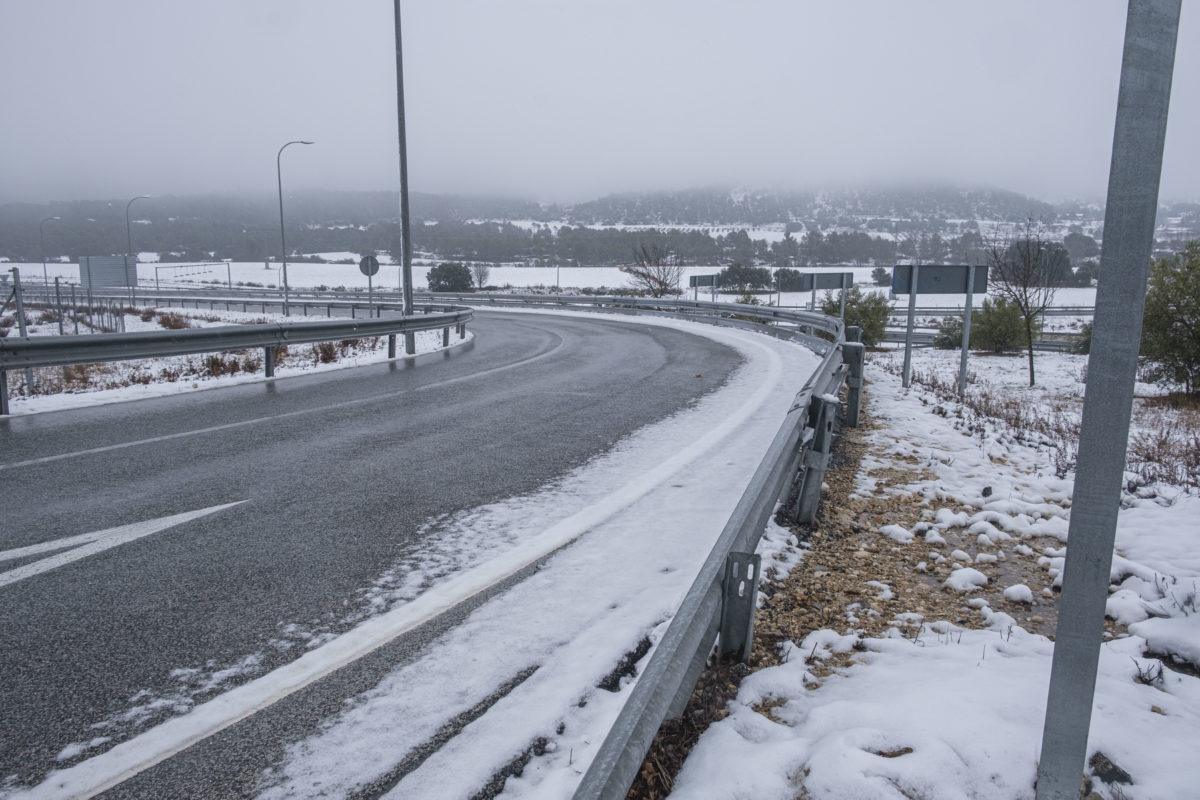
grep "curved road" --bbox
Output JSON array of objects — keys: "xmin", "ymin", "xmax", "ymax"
[{"xmin": 0, "ymin": 311, "xmax": 741, "ymax": 796}]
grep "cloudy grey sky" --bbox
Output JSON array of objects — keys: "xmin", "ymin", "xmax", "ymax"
[{"xmin": 1, "ymin": 1, "xmax": 1196, "ymax": 204}]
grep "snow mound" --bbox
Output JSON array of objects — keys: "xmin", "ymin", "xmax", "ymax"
[
  {"xmin": 880, "ymin": 524, "xmax": 914, "ymax": 544},
  {"xmin": 945, "ymin": 567, "xmax": 988, "ymax": 592},
  {"xmin": 1003, "ymin": 584, "xmax": 1034, "ymax": 604}
]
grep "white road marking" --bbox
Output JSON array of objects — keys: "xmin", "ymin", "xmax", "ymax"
[
  {"xmin": 0, "ymin": 502, "xmax": 244, "ymax": 589},
  {"xmin": 14, "ymin": 329, "xmax": 783, "ymax": 800}
]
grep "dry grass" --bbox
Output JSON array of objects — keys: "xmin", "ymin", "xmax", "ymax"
[
  {"xmin": 156, "ymin": 312, "xmax": 191, "ymax": 330},
  {"xmin": 888, "ymin": 360, "xmax": 1199, "ymax": 491}
]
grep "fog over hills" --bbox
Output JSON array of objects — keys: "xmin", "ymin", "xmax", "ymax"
[{"xmin": 1, "ymin": 185, "xmax": 1195, "ymax": 267}]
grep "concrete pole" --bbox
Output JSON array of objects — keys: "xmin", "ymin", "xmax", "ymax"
[{"xmin": 1034, "ymin": 3, "xmax": 1180, "ymax": 798}]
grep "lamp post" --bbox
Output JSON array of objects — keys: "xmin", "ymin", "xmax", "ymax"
[
  {"xmin": 394, "ymin": 0, "xmax": 415, "ymax": 354},
  {"xmin": 40, "ymin": 216, "xmax": 61, "ymax": 285},
  {"xmin": 277, "ymin": 140, "xmax": 313, "ymax": 316},
  {"xmin": 125, "ymin": 195, "xmax": 150, "ymax": 297}
]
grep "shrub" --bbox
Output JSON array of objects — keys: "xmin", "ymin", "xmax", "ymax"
[
  {"xmin": 1071, "ymin": 321, "xmax": 1092, "ymax": 355},
  {"xmin": 427, "ymin": 262, "xmax": 473, "ymax": 292},
  {"xmin": 314, "ymin": 341, "xmax": 337, "ymax": 363},
  {"xmin": 157, "ymin": 312, "xmax": 191, "ymax": 330},
  {"xmin": 934, "ymin": 316, "xmax": 963, "ymax": 350},
  {"xmin": 1141, "ymin": 240, "xmax": 1200, "ymax": 394},
  {"xmin": 971, "ymin": 297, "xmax": 1033, "ymax": 353},
  {"xmin": 820, "ymin": 285, "xmax": 889, "ymax": 346},
  {"xmin": 871, "ymin": 266, "xmax": 891, "ymax": 286},
  {"xmin": 775, "ymin": 268, "xmax": 804, "ymax": 291},
  {"xmin": 717, "ymin": 263, "xmax": 773, "ymax": 290},
  {"xmin": 202, "ymin": 354, "xmax": 242, "ymax": 377},
  {"xmin": 140, "ymin": 308, "xmax": 157, "ymax": 322}
]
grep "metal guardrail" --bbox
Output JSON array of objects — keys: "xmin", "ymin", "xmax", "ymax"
[
  {"xmin": 435, "ymin": 292, "xmax": 862, "ymax": 799},
  {"xmin": 881, "ymin": 329, "xmax": 1083, "ymax": 352},
  {"xmin": 572, "ymin": 329, "xmax": 862, "ymax": 800},
  {"xmin": 895, "ymin": 304, "xmax": 1095, "ymax": 318},
  {"xmin": 425, "ymin": 292, "xmax": 844, "ymax": 353},
  {"xmin": 0, "ymin": 307, "xmax": 473, "ymax": 415}
]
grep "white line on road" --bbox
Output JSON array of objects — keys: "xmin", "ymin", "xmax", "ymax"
[{"xmin": 0, "ymin": 502, "xmax": 244, "ymax": 589}]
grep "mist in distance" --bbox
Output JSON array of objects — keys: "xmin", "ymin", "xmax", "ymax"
[{"xmin": 2, "ymin": 0, "xmax": 1197, "ymax": 206}]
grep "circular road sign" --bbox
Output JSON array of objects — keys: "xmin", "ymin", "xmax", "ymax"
[{"xmin": 359, "ymin": 255, "xmax": 380, "ymax": 277}]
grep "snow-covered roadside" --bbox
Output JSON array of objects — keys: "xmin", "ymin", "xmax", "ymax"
[
  {"xmin": 255, "ymin": 321, "xmax": 820, "ymax": 800},
  {"xmin": 668, "ymin": 353, "xmax": 1200, "ymax": 800},
  {"xmin": 3, "ymin": 306, "xmax": 467, "ymax": 416}
]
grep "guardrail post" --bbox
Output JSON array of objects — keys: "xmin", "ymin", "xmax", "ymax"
[
  {"xmin": 388, "ymin": 334, "xmax": 396, "ymax": 358},
  {"xmin": 719, "ymin": 552, "xmax": 761, "ymax": 663},
  {"xmin": 264, "ymin": 347, "xmax": 275, "ymax": 378},
  {"xmin": 0, "ymin": 370, "xmax": 9, "ymax": 415},
  {"xmin": 792, "ymin": 395, "xmax": 835, "ymax": 524},
  {"xmin": 843, "ymin": 341, "xmax": 865, "ymax": 427},
  {"xmin": 459, "ymin": 323, "xmax": 466, "ymax": 339}
]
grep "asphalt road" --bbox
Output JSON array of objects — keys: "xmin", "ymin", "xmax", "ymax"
[{"xmin": 0, "ymin": 311, "xmax": 740, "ymax": 796}]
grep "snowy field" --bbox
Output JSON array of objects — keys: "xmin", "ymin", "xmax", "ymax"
[{"xmin": 2, "ymin": 260, "xmax": 1097, "ymax": 312}]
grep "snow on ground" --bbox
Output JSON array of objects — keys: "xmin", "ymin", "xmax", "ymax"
[
  {"xmin": 0, "ymin": 261, "xmax": 1098, "ymax": 313},
  {"xmin": 668, "ymin": 350, "xmax": 1200, "ymax": 800}
]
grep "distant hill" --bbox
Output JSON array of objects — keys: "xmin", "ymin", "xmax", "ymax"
[
  {"xmin": 568, "ymin": 185, "xmax": 1058, "ymax": 227},
  {"xmin": 8, "ymin": 185, "xmax": 1194, "ymax": 266}
]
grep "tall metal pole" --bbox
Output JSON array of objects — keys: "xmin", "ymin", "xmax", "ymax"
[
  {"xmin": 125, "ymin": 195, "xmax": 150, "ymax": 300},
  {"xmin": 1035, "ymin": 2, "xmax": 1180, "ymax": 798},
  {"xmin": 394, "ymin": 0, "xmax": 416, "ymax": 355},
  {"xmin": 277, "ymin": 140, "xmax": 313, "ymax": 317},
  {"xmin": 40, "ymin": 215, "xmax": 61, "ymax": 285},
  {"xmin": 901, "ymin": 264, "xmax": 919, "ymax": 387}
]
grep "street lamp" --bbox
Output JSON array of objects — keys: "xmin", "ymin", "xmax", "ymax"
[
  {"xmin": 39, "ymin": 216, "xmax": 61, "ymax": 285},
  {"xmin": 126, "ymin": 195, "xmax": 150, "ymax": 295},
  {"xmin": 277, "ymin": 140, "xmax": 313, "ymax": 316}
]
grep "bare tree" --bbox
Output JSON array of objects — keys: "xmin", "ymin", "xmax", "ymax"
[
  {"xmin": 986, "ymin": 219, "xmax": 1063, "ymax": 387},
  {"xmin": 470, "ymin": 261, "xmax": 490, "ymax": 290},
  {"xmin": 619, "ymin": 243, "xmax": 684, "ymax": 298}
]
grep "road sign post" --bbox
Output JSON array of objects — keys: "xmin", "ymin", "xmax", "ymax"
[
  {"xmin": 797, "ymin": 272, "xmax": 853, "ymax": 315},
  {"xmin": 688, "ymin": 273, "xmax": 717, "ymax": 301},
  {"xmin": 360, "ymin": 255, "xmax": 381, "ymax": 314},
  {"xmin": 959, "ymin": 265, "xmax": 976, "ymax": 398},
  {"xmin": 1035, "ymin": 3, "xmax": 1180, "ymax": 797},
  {"xmin": 891, "ymin": 264, "xmax": 987, "ymax": 389}
]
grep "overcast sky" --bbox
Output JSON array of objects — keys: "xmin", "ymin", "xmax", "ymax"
[{"xmin": 1, "ymin": 1, "xmax": 1196, "ymax": 205}]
